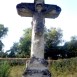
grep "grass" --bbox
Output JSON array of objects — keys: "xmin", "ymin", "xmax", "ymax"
[
  {"xmin": 0, "ymin": 61, "xmax": 10, "ymax": 77},
  {"xmin": 50, "ymin": 58, "xmax": 77, "ymax": 77},
  {"xmin": 6, "ymin": 57, "xmax": 77, "ymax": 77},
  {"xmin": 9, "ymin": 65, "xmax": 25, "ymax": 77}
]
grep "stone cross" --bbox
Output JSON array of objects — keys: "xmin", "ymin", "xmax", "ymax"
[{"xmin": 16, "ymin": 0, "xmax": 61, "ymax": 77}]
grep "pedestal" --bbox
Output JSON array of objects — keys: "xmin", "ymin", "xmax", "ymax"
[{"xmin": 22, "ymin": 57, "xmax": 51, "ymax": 77}]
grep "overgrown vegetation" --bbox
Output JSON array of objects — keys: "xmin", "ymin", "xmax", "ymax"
[
  {"xmin": 0, "ymin": 57, "xmax": 77, "ymax": 77},
  {"xmin": 9, "ymin": 65, "xmax": 25, "ymax": 77},
  {"xmin": 0, "ymin": 61, "xmax": 10, "ymax": 77},
  {"xmin": 50, "ymin": 57, "xmax": 77, "ymax": 77}
]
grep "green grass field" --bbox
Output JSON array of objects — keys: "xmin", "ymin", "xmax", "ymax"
[{"xmin": 9, "ymin": 57, "xmax": 77, "ymax": 77}]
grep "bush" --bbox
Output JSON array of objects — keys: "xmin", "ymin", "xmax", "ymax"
[
  {"xmin": 50, "ymin": 57, "xmax": 77, "ymax": 76},
  {"xmin": 0, "ymin": 61, "xmax": 10, "ymax": 77}
]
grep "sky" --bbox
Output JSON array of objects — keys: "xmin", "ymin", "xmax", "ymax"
[{"xmin": 0, "ymin": 0, "xmax": 77, "ymax": 51}]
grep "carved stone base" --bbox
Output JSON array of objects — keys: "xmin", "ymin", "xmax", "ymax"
[{"xmin": 22, "ymin": 57, "xmax": 51, "ymax": 77}]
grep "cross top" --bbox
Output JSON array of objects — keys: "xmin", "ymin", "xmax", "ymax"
[
  {"xmin": 16, "ymin": 0, "xmax": 61, "ymax": 18},
  {"xmin": 34, "ymin": 0, "xmax": 44, "ymax": 6},
  {"xmin": 34, "ymin": 0, "xmax": 44, "ymax": 12},
  {"xmin": 34, "ymin": 0, "xmax": 44, "ymax": 4}
]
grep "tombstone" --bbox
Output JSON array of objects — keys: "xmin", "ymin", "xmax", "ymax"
[{"xmin": 16, "ymin": 0, "xmax": 61, "ymax": 77}]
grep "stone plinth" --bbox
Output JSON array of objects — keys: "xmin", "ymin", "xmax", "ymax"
[{"xmin": 22, "ymin": 57, "xmax": 51, "ymax": 77}]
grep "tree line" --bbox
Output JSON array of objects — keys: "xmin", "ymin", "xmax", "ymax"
[
  {"xmin": 0, "ymin": 24, "xmax": 77, "ymax": 59},
  {"xmin": 0, "ymin": 24, "xmax": 8, "ymax": 57}
]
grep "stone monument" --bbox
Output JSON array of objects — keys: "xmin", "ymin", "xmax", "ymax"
[{"xmin": 16, "ymin": 0, "xmax": 61, "ymax": 77}]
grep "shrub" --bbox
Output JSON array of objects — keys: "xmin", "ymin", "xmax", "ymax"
[
  {"xmin": 0, "ymin": 61, "xmax": 10, "ymax": 77},
  {"xmin": 50, "ymin": 57, "xmax": 77, "ymax": 76}
]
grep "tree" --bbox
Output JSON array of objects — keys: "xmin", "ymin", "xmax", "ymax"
[
  {"xmin": 44, "ymin": 28, "xmax": 63, "ymax": 59},
  {"xmin": 64, "ymin": 36, "xmax": 77, "ymax": 57},
  {"xmin": 0, "ymin": 24, "xmax": 8, "ymax": 52},
  {"xmin": 8, "ymin": 43, "xmax": 19, "ymax": 58},
  {"xmin": 45, "ymin": 28, "xmax": 63, "ymax": 46},
  {"xmin": 0, "ymin": 24, "xmax": 8, "ymax": 38},
  {"xmin": 0, "ymin": 40, "xmax": 3, "ymax": 51},
  {"xmin": 17, "ymin": 27, "xmax": 63, "ymax": 58},
  {"xmin": 18, "ymin": 28, "xmax": 32, "ymax": 57}
]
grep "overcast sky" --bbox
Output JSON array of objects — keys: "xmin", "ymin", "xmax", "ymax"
[{"xmin": 0, "ymin": 0, "xmax": 77, "ymax": 51}]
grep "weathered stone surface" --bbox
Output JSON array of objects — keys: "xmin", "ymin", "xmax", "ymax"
[
  {"xmin": 26, "ymin": 56, "xmax": 48, "ymax": 68},
  {"xmin": 16, "ymin": 0, "xmax": 61, "ymax": 77},
  {"xmin": 31, "ymin": 12, "xmax": 45, "ymax": 59},
  {"xmin": 16, "ymin": 1, "xmax": 61, "ymax": 18},
  {"xmin": 22, "ymin": 57, "xmax": 51, "ymax": 77},
  {"xmin": 23, "ymin": 69, "xmax": 51, "ymax": 77}
]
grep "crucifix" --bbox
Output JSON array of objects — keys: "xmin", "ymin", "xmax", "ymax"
[{"xmin": 16, "ymin": 0, "xmax": 61, "ymax": 77}]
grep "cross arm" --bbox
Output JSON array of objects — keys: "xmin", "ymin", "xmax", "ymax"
[
  {"xmin": 16, "ymin": 3, "xmax": 35, "ymax": 17},
  {"xmin": 16, "ymin": 3, "xmax": 61, "ymax": 18},
  {"xmin": 43, "ymin": 4, "xmax": 61, "ymax": 18}
]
